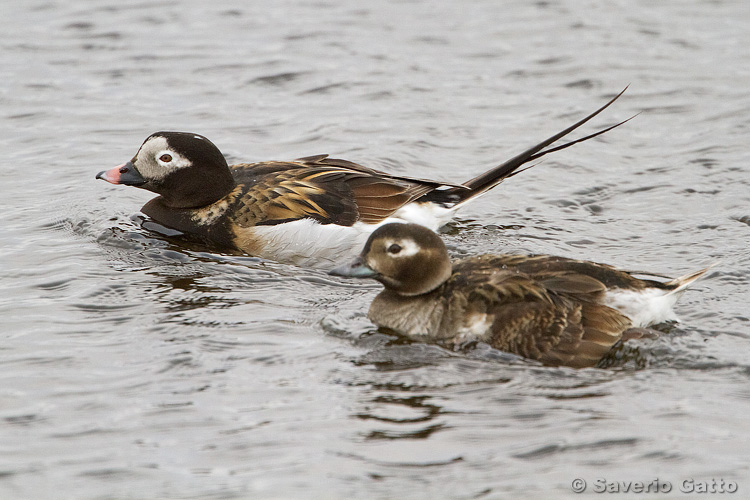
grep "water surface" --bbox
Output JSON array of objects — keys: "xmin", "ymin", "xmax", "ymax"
[{"xmin": 1, "ymin": 0, "xmax": 749, "ymax": 498}]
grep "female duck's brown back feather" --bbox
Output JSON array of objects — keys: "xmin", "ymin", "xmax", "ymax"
[{"xmin": 447, "ymin": 258, "xmax": 632, "ymax": 368}]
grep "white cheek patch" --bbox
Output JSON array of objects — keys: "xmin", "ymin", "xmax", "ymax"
[
  {"xmin": 134, "ymin": 136, "xmax": 191, "ymax": 181},
  {"xmin": 386, "ymin": 238, "xmax": 420, "ymax": 257},
  {"xmin": 156, "ymin": 150, "xmax": 191, "ymax": 171}
]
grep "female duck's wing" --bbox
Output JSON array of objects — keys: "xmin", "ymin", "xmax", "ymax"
[{"xmin": 455, "ymin": 258, "xmax": 631, "ymax": 368}]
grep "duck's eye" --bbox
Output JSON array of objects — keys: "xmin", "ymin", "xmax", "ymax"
[
  {"xmin": 387, "ymin": 243, "xmax": 402, "ymax": 255},
  {"xmin": 159, "ymin": 153, "xmax": 173, "ymax": 163}
]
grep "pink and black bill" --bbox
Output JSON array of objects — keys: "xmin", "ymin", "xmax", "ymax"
[{"xmin": 96, "ymin": 161, "xmax": 146, "ymax": 186}]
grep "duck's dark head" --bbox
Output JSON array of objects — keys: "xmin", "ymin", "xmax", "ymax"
[
  {"xmin": 330, "ymin": 223, "xmax": 453, "ymax": 296},
  {"xmin": 96, "ymin": 131, "xmax": 236, "ymax": 208}
]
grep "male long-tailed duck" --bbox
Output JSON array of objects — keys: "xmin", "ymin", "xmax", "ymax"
[{"xmin": 97, "ymin": 89, "xmax": 629, "ymax": 266}]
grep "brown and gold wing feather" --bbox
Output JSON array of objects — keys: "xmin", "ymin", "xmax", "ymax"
[{"xmin": 229, "ymin": 156, "xmax": 463, "ymax": 227}]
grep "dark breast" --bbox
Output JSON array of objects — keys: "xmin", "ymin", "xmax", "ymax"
[{"xmin": 140, "ymin": 192, "xmax": 242, "ymax": 249}]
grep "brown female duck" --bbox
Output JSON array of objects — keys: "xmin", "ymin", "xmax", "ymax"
[{"xmin": 330, "ymin": 223, "xmax": 710, "ymax": 368}]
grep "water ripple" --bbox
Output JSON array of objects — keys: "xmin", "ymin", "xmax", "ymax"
[{"xmin": 1, "ymin": 0, "xmax": 749, "ymax": 498}]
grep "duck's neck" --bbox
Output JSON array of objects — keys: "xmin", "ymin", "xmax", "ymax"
[
  {"xmin": 369, "ymin": 288, "xmax": 450, "ymax": 339},
  {"xmin": 158, "ymin": 171, "xmax": 236, "ymax": 209}
]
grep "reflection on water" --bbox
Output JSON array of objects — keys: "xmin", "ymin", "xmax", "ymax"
[{"xmin": 2, "ymin": 0, "xmax": 750, "ymax": 498}]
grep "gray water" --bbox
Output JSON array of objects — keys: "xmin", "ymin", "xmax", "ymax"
[{"xmin": 2, "ymin": 1, "xmax": 749, "ymax": 499}]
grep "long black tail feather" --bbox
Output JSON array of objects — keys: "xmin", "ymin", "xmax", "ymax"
[{"xmin": 424, "ymin": 86, "xmax": 632, "ymax": 206}]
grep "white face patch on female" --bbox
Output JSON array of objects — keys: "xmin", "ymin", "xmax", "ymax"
[
  {"xmin": 384, "ymin": 238, "xmax": 420, "ymax": 258},
  {"xmin": 134, "ymin": 136, "xmax": 193, "ymax": 181}
]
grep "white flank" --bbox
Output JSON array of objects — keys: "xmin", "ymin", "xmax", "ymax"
[
  {"xmin": 455, "ymin": 313, "xmax": 494, "ymax": 343},
  {"xmin": 603, "ymin": 266, "xmax": 712, "ymax": 327},
  {"xmin": 603, "ymin": 288, "xmax": 681, "ymax": 328},
  {"xmin": 250, "ymin": 219, "xmax": 368, "ymax": 267},
  {"xmin": 250, "ymin": 201, "xmax": 456, "ymax": 267},
  {"xmin": 391, "ymin": 202, "xmax": 455, "ymax": 230}
]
